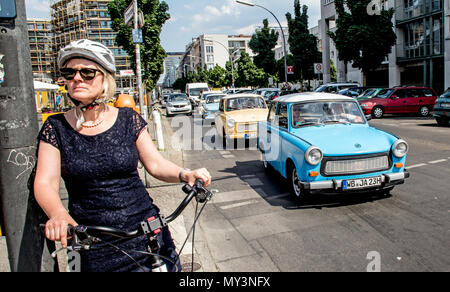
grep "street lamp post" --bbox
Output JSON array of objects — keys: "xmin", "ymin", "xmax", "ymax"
[
  {"xmin": 133, "ymin": 0, "xmax": 147, "ymax": 121},
  {"xmin": 236, "ymin": 0, "xmax": 288, "ymax": 84}
]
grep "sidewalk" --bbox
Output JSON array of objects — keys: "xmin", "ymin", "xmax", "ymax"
[
  {"xmin": 0, "ymin": 237, "xmax": 10, "ymax": 272},
  {"xmin": 141, "ymin": 109, "xmax": 217, "ymax": 272}
]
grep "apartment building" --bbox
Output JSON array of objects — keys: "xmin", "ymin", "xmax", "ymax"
[
  {"xmin": 392, "ymin": 0, "xmax": 449, "ymax": 92},
  {"xmin": 179, "ymin": 34, "xmax": 255, "ymax": 78},
  {"xmin": 255, "ymin": 25, "xmax": 291, "ymax": 61},
  {"xmin": 320, "ymin": 0, "xmax": 449, "ymax": 93},
  {"xmin": 27, "ymin": 19, "xmax": 55, "ymax": 83}
]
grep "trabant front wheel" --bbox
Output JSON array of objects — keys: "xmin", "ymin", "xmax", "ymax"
[{"xmin": 290, "ymin": 167, "xmax": 303, "ymax": 198}]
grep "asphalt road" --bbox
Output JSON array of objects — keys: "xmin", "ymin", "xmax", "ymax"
[{"xmin": 166, "ymin": 111, "xmax": 450, "ymax": 272}]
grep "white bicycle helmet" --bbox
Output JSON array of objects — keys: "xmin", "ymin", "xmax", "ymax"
[{"xmin": 57, "ymin": 39, "xmax": 116, "ymax": 74}]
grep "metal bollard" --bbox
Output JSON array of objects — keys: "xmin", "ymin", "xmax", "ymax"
[{"xmin": 152, "ymin": 110, "xmax": 165, "ymax": 151}]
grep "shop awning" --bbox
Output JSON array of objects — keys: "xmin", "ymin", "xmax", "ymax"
[{"xmin": 33, "ymin": 80, "xmax": 60, "ymax": 90}]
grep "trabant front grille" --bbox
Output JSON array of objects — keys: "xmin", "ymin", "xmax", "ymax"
[
  {"xmin": 323, "ymin": 153, "xmax": 390, "ymax": 176},
  {"xmin": 237, "ymin": 122, "xmax": 258, "ymax": 132}
]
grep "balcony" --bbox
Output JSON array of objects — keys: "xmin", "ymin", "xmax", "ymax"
[{"xmin": 395, "ymin": 0, "xmax": 443, "ymax": 23}]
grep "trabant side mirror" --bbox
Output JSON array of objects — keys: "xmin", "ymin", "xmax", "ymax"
[{"xmin": 365, "ymin": 114, "xmax": 372, "ymax": 121}]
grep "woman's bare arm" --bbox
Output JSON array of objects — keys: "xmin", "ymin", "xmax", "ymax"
[
  {"xmin": 136, "ymin": 129, "xmax": 211, "ymax": 186},
  {"xmin": 34, "ymin": 141, "xmax": 76, "ymax": 247}
]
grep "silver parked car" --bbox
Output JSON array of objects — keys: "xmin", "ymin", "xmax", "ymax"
[{"xmin": 166, "ymin": 93, "xmax": 192, "ymax": 117}]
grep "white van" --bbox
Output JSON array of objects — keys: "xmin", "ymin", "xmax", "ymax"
[{"xmin": 185, "ymin": 83, "xmax": 209, "ymax": 105}]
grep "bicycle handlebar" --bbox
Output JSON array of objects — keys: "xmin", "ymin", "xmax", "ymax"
[{"xmin": 40, "ymin": 179, "xmax": 213, "ymax": 240}]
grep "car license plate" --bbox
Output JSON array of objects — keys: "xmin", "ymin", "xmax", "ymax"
[
  {"xmin": 441, "ymin": 103, "xmax": 450, "ymax": 108},
  {"xmin": 342, "ymin": 176, "xmax": 382, "ymax": 190}
]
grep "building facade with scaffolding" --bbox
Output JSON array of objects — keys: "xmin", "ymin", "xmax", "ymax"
[{"xmin": 27, "ymin": 19, "xmax": 55, "ymax": 84}]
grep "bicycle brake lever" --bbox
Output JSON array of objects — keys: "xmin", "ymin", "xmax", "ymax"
[
  {"xmin": 51, "ymin": 247, "xmax": 67, "ymax": 258},
  {"xmin": 195, "ymin": 188, "xmax": 216, "ymax": 203}
]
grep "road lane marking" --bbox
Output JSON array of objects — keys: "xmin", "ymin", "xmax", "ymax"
[
  {"xmin": 428, "ymin": 159, "xmax": 447, "ymax": 164},
  {"xmin": 407, "ymin": 163, "xmax": 427, "ymax": 169},
  {"xmin": 212, "ymin": 189, "xmax": 262, "ymax": 204},
  {"xmin": 220, "ymin": 199, "xmax": 260, "ymax": 210},
  {"xmin": 222, "ymin": 154, "xmax": 235, "ymax": 158}
]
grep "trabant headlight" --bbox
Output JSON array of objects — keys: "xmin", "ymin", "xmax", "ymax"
[
  {"xmin": 392, "ymin": 139, "xmax": 408, "ymax": 158},
  {"xmin": 227, "ymin": 118, "xmax": 236, "ymax": 128},
  {"xmin": 305, "ymin": 146, "xmax": 323, "ymax": 165}
]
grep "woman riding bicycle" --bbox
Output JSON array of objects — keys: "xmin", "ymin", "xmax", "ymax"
[{"xmin": 33, "ymin": 39, "xmax": 211, "ymax": 272}]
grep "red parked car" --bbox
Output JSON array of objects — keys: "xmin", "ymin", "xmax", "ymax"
[{"xmin": 358, "ymin": 87, "xmax": 438, "ymax": 118}]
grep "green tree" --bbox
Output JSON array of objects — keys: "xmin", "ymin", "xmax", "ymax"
[
  {"xmin": 248, "ymin": 19, "xmax": 279, "ymax": 75},
  {"xmin": 108, "ymin": 0, "xmax": 170, "ymax": 91},
  {"xmin": 207, "ymin": 65, "xmax": 227, "ymax": 88},
  {"xmin": 328, "ymin": 0, "xmax": 396, "ymax": 82},
  {"xmin": 233, "ymin": 52, "xmax": 266, "ymax": 87},
  {"xmin": 286, "ymin": 0, "xmax": 321, "ymax": 82},
  {"xmin": 330, "ymin": 59, "xmax": 337, "ymax": 82}
]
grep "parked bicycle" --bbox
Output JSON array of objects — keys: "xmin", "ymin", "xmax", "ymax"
[{"xmin": 40, "ymin": 179, "xmax": 215, "ymax": 272}]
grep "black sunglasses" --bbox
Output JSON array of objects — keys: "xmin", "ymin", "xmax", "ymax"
[{"xmin": 60, "ymin": 68, "xmax": 101, "ymax": 80}]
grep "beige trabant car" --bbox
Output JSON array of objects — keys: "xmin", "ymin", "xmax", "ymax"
[{"xmin": 215, "ymin": 94, "xmax": 268, "ymax": 142}]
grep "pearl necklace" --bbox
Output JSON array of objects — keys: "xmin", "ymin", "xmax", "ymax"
[
  {"xmin": 74, "ymin": 102, "xmax": 108, "ymax": 129},
  {"xmin": 81, "ymin": 114, "xmax": 105, "ymax": 128}
]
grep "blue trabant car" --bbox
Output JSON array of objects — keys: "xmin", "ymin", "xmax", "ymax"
[
  {"xmin": 198, "ymin": 93, "xmax": 226, "ymax": 125},
  {"xmin": 257, "ymin": 92, "xmax": 410, "ymax": 198}
]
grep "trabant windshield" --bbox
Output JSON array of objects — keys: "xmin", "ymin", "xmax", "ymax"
[
  {"xmin": 292, "ymin": 101, "xmax": 365, "ymax": 127},
  {"xmin": 206, "ymin": 95, "xmax": 225, "ymax": 104},
  {"xmin": 226, "ymin": 97, "xmax": 266, "ymax": 111},
  {"xmin": 315, "ymin": 85, "xmax": 327, "ymax": 92}
]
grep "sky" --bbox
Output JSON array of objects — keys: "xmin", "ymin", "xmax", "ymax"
[{"xmin": 24, "ymin": 0, "xmax": 321, "ymax": 52}]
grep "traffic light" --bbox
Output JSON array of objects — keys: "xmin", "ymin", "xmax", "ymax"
[{"xmin": 0, "ymin": 0, "xmax": 17, "ymax": 19}]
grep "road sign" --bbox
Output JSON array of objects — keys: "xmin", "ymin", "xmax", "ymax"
[
  {"xmin": 119, "ymin": 70, "xmax": 135, "ymax": 76},
  {"xmin": 287, "ymin": 66, "xmax": 294, "ymax": 74},
  {"xmin": 314, "ymin": 63, "xmax": 323, "ymax": 74},
  {"xmin": 132, "ymin": 28, "xmax": 143, "ymax": 43},
  {"xmin": 124, "ymin": 0, "xmax": 135, "ymax": 26},
  {"xmin": 0, "ymin": 0, "xmax": 17, "ymax": 19}
]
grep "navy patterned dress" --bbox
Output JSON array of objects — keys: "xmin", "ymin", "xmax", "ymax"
[{"xmin": 37, "ymin": 107, "xmax": 180, "ymax": 272}]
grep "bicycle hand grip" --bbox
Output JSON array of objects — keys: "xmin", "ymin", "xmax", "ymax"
[
  {"xmin": 194, "ymin": 179, "xmax": 204, "ymax": 188},
  {"xmin": 39, "ymin": 223, "xmax": 77, "ymax": 236}
]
